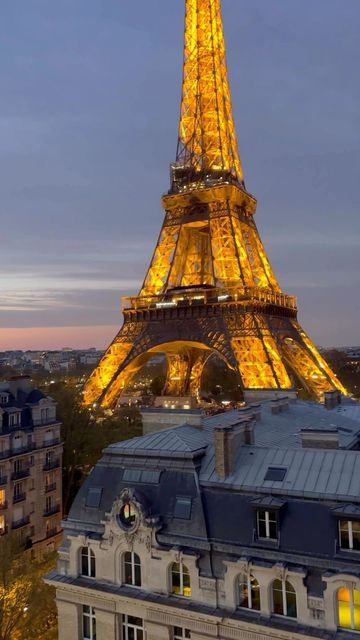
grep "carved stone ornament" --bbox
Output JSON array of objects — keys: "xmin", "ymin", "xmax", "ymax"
[{"xmin": 112, "ymin": 487, "xmax": 147, "ymax": 534}]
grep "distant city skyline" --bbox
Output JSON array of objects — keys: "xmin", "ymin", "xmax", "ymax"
[{"xmin": 1, "ymin": 0, "xmax": 359, "ymax": 350}]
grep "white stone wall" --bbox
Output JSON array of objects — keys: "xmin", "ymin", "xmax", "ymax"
[{"xmin": 50, "ymin": 514, "xmax": 357, "ymax": 640}]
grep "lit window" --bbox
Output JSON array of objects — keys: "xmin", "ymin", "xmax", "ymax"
[
  {"xmin": 81, "ymin": 548, "xmax": 96, "ymax": 578},
  {"xmin": 339, "ymin": 520, "xmax": 360, "ymax": 551},
  {"xmin": 238, "ymin": 574, "xmax": 260, "ymax": 611},
  {"xmin": 0, "ymin": 515, "xmax": 5, "ymax": 534},
  {"xmin": 119, "ymin": 502, "xmax": 137, "ymax": 528},
  {"xmin": 338, "ymin": 586, "xmax": 360, "ymax": 630},
  {"xmin": 257, "ymin": 510, "xmax": 278, "ymax": 540},
  {"xmin": 0, "ymin": 489, "xmax": 5, "ymax": 508},
  {"xmin": 122, "ymin": 614, "xmax": 143, "ymax": 640},
  {"xmin": 272, "ymin": 579, "xmax": 297, "ymax": 618},
  {"xmin": 82, "ymin": 605, "xmax": 96, "ymax": 640},
  {"xmin": 123, "ymin": 551, "xmax": 141, "ymax": 587},
  {"xmin": 173, "ymin": 627, "xmax": 191, "ymax": 639},
  {"xmin": 171, "ymin": 562, "xmax": 191, "ymax": 597}
]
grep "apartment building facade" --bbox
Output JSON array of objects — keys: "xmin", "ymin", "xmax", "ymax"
[
  {"xmin": 48, "ymin": 398, "xmax": 360, "ymax": 639},
  {"xmin": 0, "ymin": 375, "xmax": 62, "ymax": 554}
]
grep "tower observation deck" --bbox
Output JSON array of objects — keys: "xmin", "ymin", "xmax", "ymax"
[{"xmin": 83, "ymin": 0, "xmax": 346, "ymax": 408}]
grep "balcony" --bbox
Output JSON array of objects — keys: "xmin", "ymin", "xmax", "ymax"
[
  {"xmin": 13, "ymin": 492, "xmax": 26, "ymax": 504},
  {"xmin": 11, "ymin": 468, "xmax": 30, "ymax": 481},
  {"xmin": 46, "ymin": 526, "xmax": 58, "ymax": 539},
  {"xmin": 0, "ymin": 476, "xmax": 7, "ymax": 486},
  {"xmin": 42, "ymin": 438, "xmax": 61, "ymax": 449},
  {"xmin": 45, "ymin": 482, "xmax": 57, "ymax": 493},
  {"xmin": 12, "ymin": 515, "xmax": 30, "ymax": 530},
  {"xmin": 43, "ymin": 504, "xmax": 60, "ymax": 517},
  {"xmin": 0, "ymin": 501, "xmax": 7, "ymax": 511},
  {"xmin": 43, "ymin": 458, "xmax": 60, "ymax": 471}
]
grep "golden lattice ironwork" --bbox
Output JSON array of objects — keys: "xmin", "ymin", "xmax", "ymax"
[
  {"xmin": 176, "ymin": 0, "xmax": 243, "ymax": 187},
  {"xmin": 83, "ymin": 0, "xmax": 347, "ymax": 407}
]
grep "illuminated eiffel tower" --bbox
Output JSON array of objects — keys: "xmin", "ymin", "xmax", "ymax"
[{"xmin": 84, "ymin": 0, "xmax": 346, "ymax": 408}]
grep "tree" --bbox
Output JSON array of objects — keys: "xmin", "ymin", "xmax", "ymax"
[
  {"xmin": 0, "ymin": 535, "xmax": 57, "ymax": 640},
  {"xmin": 47, "ymin": 382, "xmax": 142, "ymax": 514}
]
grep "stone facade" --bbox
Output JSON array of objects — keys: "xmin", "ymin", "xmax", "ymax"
[
  {"xmin": 47, "ymin": 400, "xmax": 360, "ymax": 639},
  {"xmin": 0, "ymin": 376, "xmax": 62, "ymax": 554}
]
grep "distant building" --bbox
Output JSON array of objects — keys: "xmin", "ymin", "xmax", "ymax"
[
  {"xmin": 48, "ymin": 395, "xmax": 360, "ymax": 639},
  {"xmin": 0, "ymin": 376, "xmax": 62, "ymax": 555}
]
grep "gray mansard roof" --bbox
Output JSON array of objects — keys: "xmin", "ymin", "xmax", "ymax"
[{"xmin": 66, "ymin": 398, "xmax": 360, "ymax": 567}]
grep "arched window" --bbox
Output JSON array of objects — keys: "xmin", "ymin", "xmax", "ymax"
[
  {"xmin": 81, "ymin": 547, "xmax": 95, "ymax": 578},
  {"xmin": 123, "ymin": 551, "xmax": 141, "ymax": 587},
  {"xmin": 338, "ymin": 586, "xmax": 360, "ymax": 630},
  {"xmin": 238, "ymin": 574, "xmax": 260, "ymax": 610},
  {"xmin": 171, "ymin": 562, "xmax": 191, "ymax": 597},
  {"xmin": 272, "ymin": 579, "xmax": 297, "ymax": 618}
]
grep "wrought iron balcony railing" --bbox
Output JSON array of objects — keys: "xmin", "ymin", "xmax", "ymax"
[
  {"xmin": 43, "ymin": 504, "xmax": 60, "ymax": 517},
  {"xmin": 43, "ymin": 458, "xmax": 60, "ymax": 471},
  {"xmin": 11, "ymin": 468, "xmax": 30, "ymax": 481},
  {"xmin": 12, "ymin": 515, "xmax": 30, "ymax": 530},
  {"xmin": 45, "ymin": 482, "xmax": 57, "ymax": 493},
  {"xmin": 13, "ymin": 492, "xmax": 26, "ymax": 504}
]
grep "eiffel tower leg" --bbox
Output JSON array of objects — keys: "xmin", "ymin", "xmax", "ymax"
[
  {"xmin": 278, "ymin": 319, "xmax": 347, "ymax": 398},
  {"xmin": 164, "ymin": 353, "xmax": 191, "ymax": 396},
  {"xmin": 228, "ymin": 313, "xmax": 292, "ymax": 396},
  {"xmin": 189, "ymin": 352, "xmax": 211, "ymax": 400}
]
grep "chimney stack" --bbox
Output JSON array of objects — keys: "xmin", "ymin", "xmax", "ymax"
[
  {"xmin": 300, "ymin": 428, "xmax": 339, "ymax": 449},
  {"xmin": 214, "ymin": 416, "xmax": 255, "ymax": 479},
  {"xmin": 324, "ymin": 390, "xmax": 341, "ymax": 410}
]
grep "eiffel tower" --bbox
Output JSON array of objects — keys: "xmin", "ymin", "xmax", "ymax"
[{"xmin": 84, "ymin": 0, "xmax": 346, "ymax": 408}]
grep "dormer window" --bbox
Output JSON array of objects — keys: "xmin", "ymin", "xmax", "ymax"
[
  {"xmin": 9, "ymin": 412, "xmax": 20, "ymax": 427},
  {"xmin": 0, "ymin": 393, "xmax": 9, "ymax": 405},
  {"xmin": 257, "ymin": 509, "xmax": 278, "ymax": 541},
  {"xmin": 41, "ymin": 408, "xmax": 50, "ymax": 424},
  {"xmin": 339, "ymin": 520, "xmax": 360, "ymax": 551}
]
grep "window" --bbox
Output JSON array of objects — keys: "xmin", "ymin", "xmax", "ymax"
[
  {"xmin": 173, "ymin": 497, "xmax": 192, "ymax": 520},
  {"xmin": 272, "ymin": 579, "xmax": 297, "ymax": 618},
  {"xmin": 171, "ymin": 562, "xmax": 191, "ymax": 597},
  {"xmin": 339, "ymin": 520, "xmax": 360, "ymax": 551},
  {"xmin": 0, "ymin": 515, "xmax": 5, "ymax": 534},
  {"xmin": 257, "ymin": 510, "xmax": 278, "ymax": 540},
  {"xmin": 338, "ymin": 586, "xmax": 360, "ymax": 630},
  {"xmin": 238, "ymin": 574, "xmax": 260, "ymax": 610},
  {"xmin": 119, "ymin": 502, "xmax": 137, "ymax": 528},
  {"xmin": 13, "ymin": 482, "xmax": 24, "ymax": 501},
  {"xmin": 81, "ymin": 548, "xmax": 96, "ymax": 578},
  {"xmin": 41, "ymin": 408, "xmax": 50, "ymax": 424},
  {"xmin": 82, "ymin": 605, "xmax": 96, "ymax": 640},
  {"xmin": 9, "ymin": 412, "xmax": 20, "ymax": 427},
  {"xmin": 123, "ymin": 551, "xmax": 141, "ymax": 587},
  {"xmin": 122, "ymin": 615, "xmax": 143, "ymax": 640},
  {"xmin": 264, "ymin": 467, "xmax": 287, "ymax": 482},
  {"xmin": 0, "ymin": 489, "xmax": 5, "ymax": 508},
  {"xmin": 85, "ymin": 488, "xmax": 103, "ymax": 509},
  {"xmin": 173, "ymin": 627, "xmax": 191, "ymax": 639}
]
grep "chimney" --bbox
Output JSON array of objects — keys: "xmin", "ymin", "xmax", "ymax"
[
  {"xmin": 324, "ymin": 390, "xmax": 341, "ymax": 410},
  {"xmin": 270, "ymin": 397, "xmax": 290, "ymax": 414},
  {"xmin": 300, "ymin": 428, "xmax": 339, "ymax": 449},
  {"xmin": 214, "ymin": 416, "xmax": 255, "ymax": 479}
]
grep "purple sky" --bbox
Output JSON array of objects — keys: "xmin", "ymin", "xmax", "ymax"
[{"xmin": 1, "ymin": 0, "xmax": 359, "ymax": 349}]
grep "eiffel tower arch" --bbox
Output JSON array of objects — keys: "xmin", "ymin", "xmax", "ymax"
[{"xmin": 83, "ymin": 0, "xmax": 346, "ymax": 408}]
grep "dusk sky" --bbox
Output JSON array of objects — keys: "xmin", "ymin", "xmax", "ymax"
[{"xmin": 1, "ymin": 0, "xmax": 359, "ymax": 351}]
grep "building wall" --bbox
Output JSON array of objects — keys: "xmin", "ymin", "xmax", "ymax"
[{"xmin": 0, "ymin": 383, "xmax": 63, "ymax": 555}]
